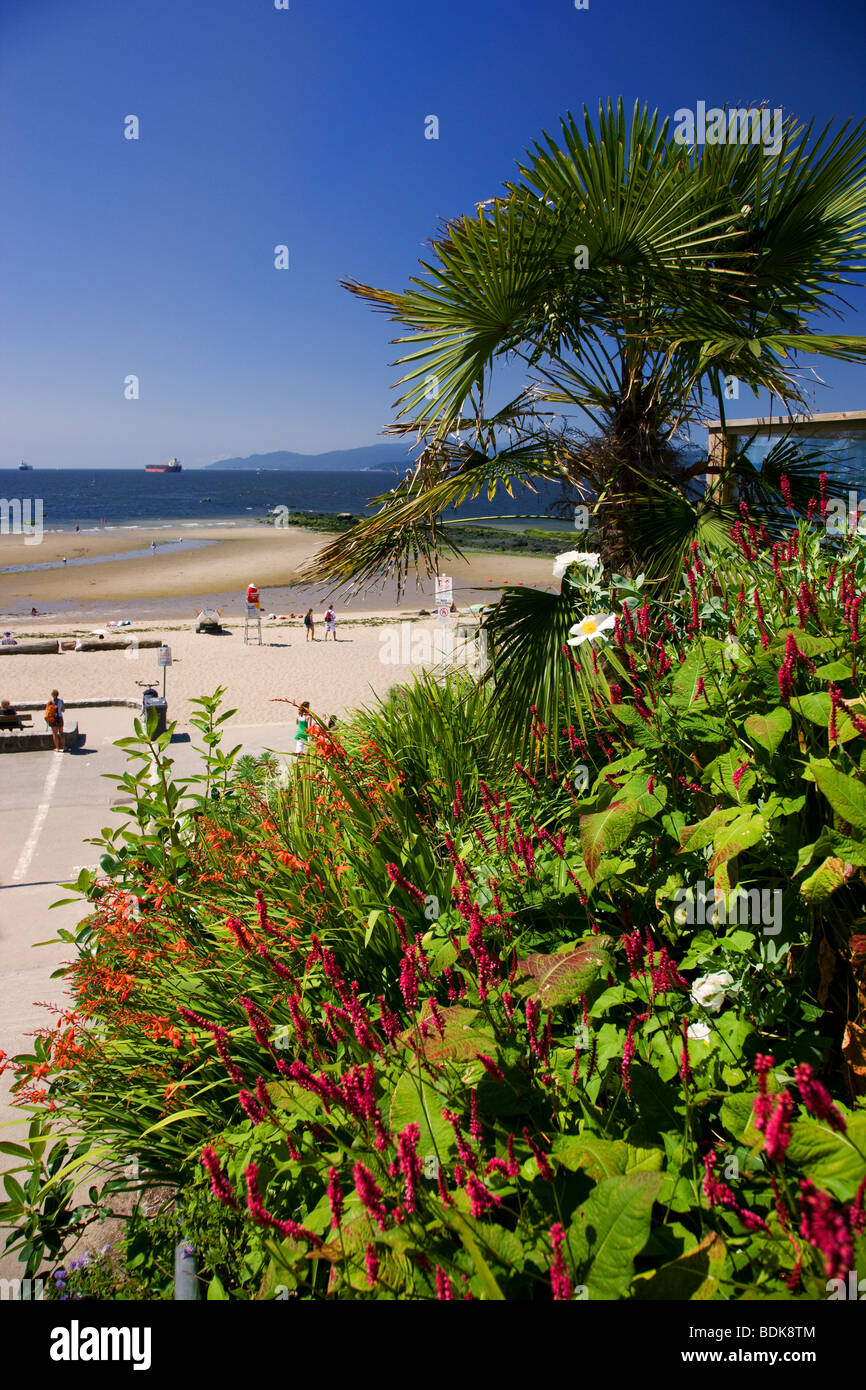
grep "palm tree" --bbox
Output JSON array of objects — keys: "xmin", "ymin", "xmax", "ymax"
[{"xmin": 305, "ymin": 99, "xmax": 866, "ymax": 758}]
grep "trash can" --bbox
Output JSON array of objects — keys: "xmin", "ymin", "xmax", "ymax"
[{"xmin": 141, "ymin": 687, "xmax": 167, "ymax": 737}]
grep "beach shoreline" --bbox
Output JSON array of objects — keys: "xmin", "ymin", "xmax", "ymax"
[{"xmin": 0, "ymin": 521, "xmax": 560, "ymax": 620}]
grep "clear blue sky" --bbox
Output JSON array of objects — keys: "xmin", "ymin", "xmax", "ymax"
[{"xmin": 1, "ymin": 0, "xmax": 864, "ymax": 469}]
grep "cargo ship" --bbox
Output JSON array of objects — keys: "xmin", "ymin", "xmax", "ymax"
[{"xmin": 145, "ymin": 458, "xmax": 182, "ymax": 473}]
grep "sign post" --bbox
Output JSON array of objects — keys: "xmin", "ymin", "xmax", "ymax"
[
  {"xmin": 435, "ymin": 574, "xmax": 453, "ymax": 609},
  {"xmin": 157, "ymin": 644, "xmax": 172, "ymax": 699}
]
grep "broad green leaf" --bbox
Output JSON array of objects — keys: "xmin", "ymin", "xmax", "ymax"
[
  {"xmin": 814, "ymin": 660, "xmax": 856, "ymax": 681},
  {"xmin": 633, "ymin": 1231, "xmax": 727, "ymax": 1300},
  {"xmin": 671, "ymin": 650, "xmax": 710, "ymax": 708},
  {"xmin": 800, "ymin": 856, "xmax": 850, "ymax": 904},
  {"xmin": 704, "ymin": 751, "xmax": 756, "ymax": 802},
  {"xmin": 579, "ymin": 799, "xmax": 641, "ymax": 880},
  {"xmin": 808, "ymin": 761, "xmax": 866, "ymax": 832},
  {"xmin": 389, "ymin": 1070, "xmax": 454, "ymax": 1161},
  {"xmin": 785, "ymin": 1114, "xmax": 866, "ymax": 1201},
  {"xmin": 771, "ymin": 629, "xmax": 835, "ymax": 657},
  {"xmin": 706, "ymin": 813, "xmax": 766, "ymax": 875},
  {"xmin": 679, "ymin": 806, "xmax": 742, "ymax": 854},
  {"xmin": 516, "ymin": 937, "xmax": 613, "ymax": 1007},
  {"xmin": 400, "ymin": 1002, "xmax": 496, "ymax": 1062},
  {"xmin": 569, "ymin": 1172, "xmax": 663, "ymax": 1300},
  {"xmin": 553, "ymin": 1136, "xmax": 663, "ymax": 1181},
  {"xmin": 448, "ymin": 1210, "xmax": 505, "ymax": 1300},
  {"xmin": 743, "ymin": 706, "xmax": 791, "ymax": 755},
  {"xmin": 790, "ymin": 693, "xmax": 859, "ymax": 745}
]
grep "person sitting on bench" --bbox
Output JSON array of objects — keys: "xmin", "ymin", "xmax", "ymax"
[{"xmin": 0, "ymin": 699, "xmax": 24, "ymax": 729}]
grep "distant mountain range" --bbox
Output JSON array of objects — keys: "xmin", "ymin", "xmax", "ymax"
[{"xmin": 204, "ymin": 443, "xmax": 412, "ymax": 472}]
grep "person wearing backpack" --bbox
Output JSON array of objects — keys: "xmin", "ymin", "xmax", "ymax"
[{"xmin": 45, "ymin": 688, "xmax": 65, "ymax": 751}]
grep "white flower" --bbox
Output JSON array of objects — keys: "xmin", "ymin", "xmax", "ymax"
[
  {"xmin": 690, "ymin": 971, "xmax": 734, "ymax": 1013},
  {"xmin": 552, "ymin": 550, "xmax": 601, "ymax": 581},
  {"xmin": 687, "ymin": 1021, "xmax": 712, "ymax": 1042},
  {"xmin": 567, "ymin": 612, "xmax": 616, "ymax": 646}
]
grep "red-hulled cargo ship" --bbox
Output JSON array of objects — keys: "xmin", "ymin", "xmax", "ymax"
[{"xmin": 145, "ymin": 458, "xmax": 182, "ymax": 473}]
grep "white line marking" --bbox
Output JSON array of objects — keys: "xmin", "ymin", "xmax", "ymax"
[{"xmin": 11, "ymin": 756, "xmax": 63, "ymax": 883}]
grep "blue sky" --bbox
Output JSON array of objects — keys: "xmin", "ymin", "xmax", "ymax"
[{"xmin": 1, "ymin": 0, "xmax": 864, "ymax": 469}]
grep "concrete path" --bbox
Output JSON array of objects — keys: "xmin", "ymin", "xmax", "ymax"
[{"xmin": 0, "ymin": 709, "xmax": 295, "ymax": 1277}]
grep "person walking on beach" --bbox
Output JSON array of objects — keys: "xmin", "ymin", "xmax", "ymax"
[
  {"xmin": 294, "ymin": 701, "xmax": 311, "ymax": 756},
  {"xmin": 45, "ymin": 688, "xmax": 65, "ymax": 751},
  {"xmin": 303, "ymin": 609, "xmax": 315, "ymax": 642},
  {"xmin": 323, "ymin": 606, "xmax": 336, "ymax": 642}
]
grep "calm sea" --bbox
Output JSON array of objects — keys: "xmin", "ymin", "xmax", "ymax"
[{"xmin": 0, "ymin": 469, "xmax": 571, "ymax": 533}]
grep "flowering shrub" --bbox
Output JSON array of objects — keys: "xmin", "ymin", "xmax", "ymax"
[{"xmin": 3, "ymin": 512, "xmax": 866, "ymax": 1298}]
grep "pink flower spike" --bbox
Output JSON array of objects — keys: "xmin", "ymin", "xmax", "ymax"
[{"xmin": 549, "ymin": 1222, "xmax": 572, "ymax": 1301}]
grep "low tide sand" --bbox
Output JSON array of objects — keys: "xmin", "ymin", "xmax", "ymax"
[{"xmin": 0, "ymin": 523, "xmax": 558, "ymax": 620}]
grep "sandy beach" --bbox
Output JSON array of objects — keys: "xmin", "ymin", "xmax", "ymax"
[
  {"xmin": 0, "ymin": 614, "xmax": 464, "ymax": 730},
  {"xmin": 0, "ymin": 522, "xmax": 561, "ymax": 728},
  {"xmin": 0, "ymin": 522, "xmax": 558, "ymax": 621}
]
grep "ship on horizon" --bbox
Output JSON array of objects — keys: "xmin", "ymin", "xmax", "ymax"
[
  {"xmin": 18, "ymin": 460, "xmax": 33, "ymax": 471},
  {"xmin": 145, "ymin": 457, "xmax": 182, "ymax": 473}
]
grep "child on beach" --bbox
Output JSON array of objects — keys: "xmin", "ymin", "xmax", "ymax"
[
  {"xmin": 294, "ymin": 701, "xmax": 311, "ymax": 755},
  {"xmin": 324, "ymin": 606, "xmax": 336, "ymax": 641},
  {"xmin": 303, "ymin": 609, "xmax": 315, "ymax": 642}
]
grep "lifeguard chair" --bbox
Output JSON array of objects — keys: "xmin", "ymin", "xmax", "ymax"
[{"xmin": 244, "ymin": 604, "xmax": 262, "ymax": 645}]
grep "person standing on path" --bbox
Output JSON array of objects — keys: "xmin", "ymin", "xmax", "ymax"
[
  {"xmin": 45, "ymin": 688, "xmax": 65, "ymax": 751},
  {"xmin": 323, "ymin": 606, "xmax": 336, "ymax": 641},
  {"xmin": 294, "ymin": 701, "xmax": 311, "ymax": 756},
  {"xmin": 303, "ymin": 609, "xmax": 315, "ymax": 642}
]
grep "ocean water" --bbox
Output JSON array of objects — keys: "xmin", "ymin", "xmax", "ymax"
[{"xmin": 0, "ymin": 469, "xmax": 571, "ymax": 533}]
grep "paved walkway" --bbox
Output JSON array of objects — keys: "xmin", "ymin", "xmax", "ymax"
[{"xmin": 0, "ymin": 709, "xmax": 295, "ymax": 1277}]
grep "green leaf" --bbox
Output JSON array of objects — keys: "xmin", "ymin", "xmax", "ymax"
[
  {"xmin": 671, "ymin": 650, "xmax": 710, "ymax": 708},
  {"xmin": 800, "ymin": 856, "xmax": 850, "ymax": 904},
  {"xmin": 207, "ymin": 1273, "xmax": 229, "ymax": 1300},
  {"xmin": 580, "ymin": 798, "xmax": 641, "ymax": 880},
  {"xmin": 569, "ymin": 1172, "xmax": 663, "ymax": 1300},
  {"xmin": 679, "ymin": 807, "xmax": 742, "ymax": 854},
  {"xmin": 447, "ymin": 1211, "xmax": 505, "ymax": 1301},
  {"xmin": 138, "ymin": 1108, "xmax": 208, "ymax": 1137},
  {"xmin": 743, "ymin": 706, "xmax": 791, "ymax": 755},
  {"xmin": 808, "ymin": 761, "xmax": 866, "ymax": 832},
  {"xmin": 516, "ymin": 937, "xmax": 613, "ymax": 1007},
  {"xmin": 553, "ymin": 1136, "xmax": 663, "ymax": 1181},
  {"xmin": 706, "ymin": 813, "xmax": 766, "ymax": 875},
  {"xmin": 704, "ymin": 751, "xmax": 756, "ymax": 802},
  {"xmin": 389, "ymin": 1070, "xmax": 454, "ymax": 1161},
  {"xmin": 400, "ymin": 1002, "xmax": 497, "ymax": 1062},
  {"xmin": 790, "ymin": 693, "xmax": 859, "ymax": 744},
  {"xmin": 633, "ymin": 1231, "xmax": 727, "ymax": 1300},
  {"xmin": 785, "ymin": 1114, "xmax": 866, "ymax": 1201}
]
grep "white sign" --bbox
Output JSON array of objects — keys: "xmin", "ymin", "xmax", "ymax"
[
  {"xmin": 435, "ymin": 574, "xmax": 452, "ymax": 607},
  {"xmin": 157, "ymin": 645, "xmax": 172, "ymax": 667},
  {"xmin": 436, "ymin": 607, "xmax": 450, "ymax": 624}
]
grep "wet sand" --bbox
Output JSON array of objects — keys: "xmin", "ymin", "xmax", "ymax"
[{"xmin": 0, "ymin": 522, "xmax": 559, "ymax": 621}]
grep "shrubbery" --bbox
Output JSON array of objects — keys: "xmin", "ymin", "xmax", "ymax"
[{"xmin": 3, "ymin": 514, "xmax": 866, "ymax": 1299}]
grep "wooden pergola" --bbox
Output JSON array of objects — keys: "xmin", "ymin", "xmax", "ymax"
[{"xmin": 704, "ymin": 410, "xmax": 866, "ymax": 499}]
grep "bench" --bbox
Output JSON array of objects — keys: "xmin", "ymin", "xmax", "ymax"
[{"xmin": 0, "ymin": 712, "xmax": 33, "ymax": 729}]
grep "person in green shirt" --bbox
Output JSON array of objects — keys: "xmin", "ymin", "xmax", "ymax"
[{"xmin": 294, "ymin": 701, "xmax": 311, "ymax": 755}]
